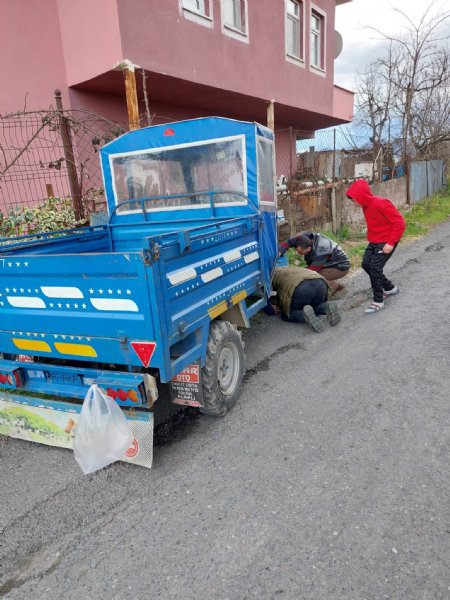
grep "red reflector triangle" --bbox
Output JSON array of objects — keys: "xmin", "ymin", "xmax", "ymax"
[
  {"xmin": 164, "ymin": 128, "xmax": 175, "ymax": 136},
  {"xmin": 131, "ymin": 342, "xmax": 156, "ymax": 368}
]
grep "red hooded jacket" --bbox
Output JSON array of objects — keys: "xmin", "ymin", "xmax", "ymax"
[{"xmin": 346, "ymin": 179, "xmax": 405, "ymax": 245}]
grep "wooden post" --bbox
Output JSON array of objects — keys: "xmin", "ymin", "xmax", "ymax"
[
  {"xmin": 114, "ymin": 60, "xmax": 141, "ymax": 131},
  {"xmin": 54, "ymin": 89, "xmax": 83, "ymax": 221},
  {"xmin": 331, "ymin": 128, "xmax": 337, "ymax": 233},
  {"xmin": 267, "ymin": 99, "xmax": 275, "ymax": 131},
  {"xmin": 46, "ymin": 183, "xmax": 54, "ymax": 198},
  {"xmin": 123, "ymin": 66, "xmax": 140, "ymax": 131}
]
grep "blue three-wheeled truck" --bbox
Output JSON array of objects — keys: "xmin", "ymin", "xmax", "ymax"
[{"xmin": 0, "ymin": 117, "xmax": 278, "ymax": 467}]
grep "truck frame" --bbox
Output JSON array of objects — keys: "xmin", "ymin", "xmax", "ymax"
[{"xmin": 0, "ymin": 117, "xmax": 277, "ymax": 467}]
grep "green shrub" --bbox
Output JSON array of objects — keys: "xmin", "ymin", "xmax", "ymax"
[{"xmin": 0, "ymin": 197, "xmax": 85, "ymax": 238}]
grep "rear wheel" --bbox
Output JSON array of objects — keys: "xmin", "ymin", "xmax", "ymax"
[{"xmin": 201, "ymin": 320, "xmax": 245, "ymax": 417}]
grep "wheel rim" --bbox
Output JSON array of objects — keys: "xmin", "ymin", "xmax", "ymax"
[{"xmin": 217, "ymin": 341, "xmax": 240, "ymax": 396}]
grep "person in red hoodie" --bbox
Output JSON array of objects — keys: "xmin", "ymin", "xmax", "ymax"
[{"xmin": 345, "ymin": 179, "xmax": 405, "ymax": 314}]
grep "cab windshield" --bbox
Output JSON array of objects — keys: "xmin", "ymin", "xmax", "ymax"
[{"xmin": 110, "ymin": 136, "xmax": 247, "ymax": 213}]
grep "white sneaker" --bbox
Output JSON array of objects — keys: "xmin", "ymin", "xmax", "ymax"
[
  {"xmin": 383, "ymin": 286, "xmax": 399, "ymax": 299},
  {"xmin": 365, "ymin": 302, "xmax": 384, "ymax": 314}
]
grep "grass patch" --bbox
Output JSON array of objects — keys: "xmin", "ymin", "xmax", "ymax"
[{"xmin": 403, "ymin": 184, "xmax": 450, "ymax": 240}]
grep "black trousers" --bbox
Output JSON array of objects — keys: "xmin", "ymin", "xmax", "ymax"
[
  {"xmin": 362, "ymin": 242, "xmax": 398, "ymax": 303},
  {"xmin": 283, "ymin": 279, "xmax": 328, "ymax": 323}
]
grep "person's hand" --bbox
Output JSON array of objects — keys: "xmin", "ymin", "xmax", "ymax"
[{"xmin": 382, "ymin": 243, "xmax": 394, "ymax": 254}]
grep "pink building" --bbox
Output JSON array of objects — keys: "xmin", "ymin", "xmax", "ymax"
[{"xmin": 0, "ymin": 0, "xmax": 354, "ymax": 212}]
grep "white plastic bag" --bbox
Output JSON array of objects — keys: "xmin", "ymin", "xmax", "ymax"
[{"xmin": 73, "ymin": 384, "xmax": 132, "ymax": 474}]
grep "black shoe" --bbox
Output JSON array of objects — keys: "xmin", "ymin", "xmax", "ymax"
[
  {"xmin": 303, "ymin": 305, "xmax": 325, "ymax": 333},
  {"xmin": 325, "ymin": 301, "xmax": 341, "ymax": 326}
]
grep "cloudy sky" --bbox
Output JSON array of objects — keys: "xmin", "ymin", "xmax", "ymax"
[{"xmin": 334, "ymin": 0, "xmax": 448, "ymax": 90}]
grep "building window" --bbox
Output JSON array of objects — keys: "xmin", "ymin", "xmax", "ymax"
[
  {"xmin": 222, "ymin": 0, "xmax": 247, "ymax": 34},
  {"xmin": 286, "ymin": 0, "xmax": 303, "ymax": 61},
  {"xmin": 310, "ymin": 9, "xmax": 324, "ymax": 69},
  {"xmin": 181, "ymin": 0, "xmax": 213, "ymax": 26},
  {"xmin": 182, "ymin": 0, "xmax": 209, "ymax": 16}
]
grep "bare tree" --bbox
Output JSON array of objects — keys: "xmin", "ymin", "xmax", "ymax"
[{"xmin": 355, "ymin": 2, "xmax": 450, "ymax": 169}]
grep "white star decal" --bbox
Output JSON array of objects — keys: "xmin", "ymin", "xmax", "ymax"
[
  {"xmin": 57, "ymin": 303, "xmax": 62, "ymax": 308},
  {"xmin": 126, "ymin": 289, "xmax": 132, "ymax": 295},
  {"xmin": 89, "ymin": 288, "xmax": 94, "ymax": 294},
  {"xmin": 12, "ymin": 288, "xmax": 17, "ymax": 293},
  {"xmin": 66, "ymin": 303, "xmax": 71, "ymax": 309},
  {"xmin": 74, "ymin": 303, "xmax": 78, "ymax": 309},
  {"xmin": 20, "ymin": 288, "xmax": 24, "ymax": 293},
  {"xmin": 5, "ymin": 288, "xmax": 10, "ymax": 293},
  {"xmin": 24, "ymin": 262, "xmax": 29, "ymax": 267},
  {"xmin": 82, "ymin": 303, "xmax": 87, "ymax": 309},
  {"xmin": 98, "ymin": 289, "xmax": 104, "ymax": 294},
  {"xmin": 117, "ymin": 289, "xmax": 122, "ymax": 295},
  {"xmin": 49, "ymin": 303, "xmax": 54, "ymax": 308},
  {"xmin": 7, "ymin": 262, "xmax": 12, "ymax": 267},
  {"xmin": 108, "ymin": 289, "xmax": 113, "ymax": 294}
]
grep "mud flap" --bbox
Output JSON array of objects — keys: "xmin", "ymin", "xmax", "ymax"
[
  {"xmin": 170, "ymin": 362, "xmax": 204, "ymax": 408},
  {"xmin": 0, "ymin": 393, "xmax": 153, "ymax": 469}
]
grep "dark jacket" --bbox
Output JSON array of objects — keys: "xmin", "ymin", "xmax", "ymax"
[
  {"xmin": 272, "ymin": 267, "xmax": 329, "ymax": 316},
  {"xmin": 346, "ymin": 179, "xmax": 405, "ymax": 245},
  {"xmin": 279, "ymin": 232, "xmax": 350, "ymax": 272}
]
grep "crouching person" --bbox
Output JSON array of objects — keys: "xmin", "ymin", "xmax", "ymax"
[{"xmin": 271, "ymin": 266, "xmax": 341, "ymax": 333}]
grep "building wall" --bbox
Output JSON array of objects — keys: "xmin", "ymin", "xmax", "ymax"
[
  {"xmin": 0, "ymin": 0, "xmax": 68, "ymax": 113},
  {"xmin": 57, "ymin": 0, "xmax": 123, "ymax": 86},
  {"xmin": 116, "ymin": 0, "xmax": 337, "ymax": 117}
]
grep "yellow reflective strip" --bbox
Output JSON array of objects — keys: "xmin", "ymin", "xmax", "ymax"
[
  {"xmin": 54, "ymin": 343, "xmax": 97, "ymax": 357},
  {"xmin": 208, "ymin": 301, "xmax": 228, "ymax": 319},
  {"xmin": 12, "ymin": 339, "xmax": 52, "ymax": 353},
  {"xmin": 231, "ymin": 290, "xmax": 247, "ymax": 305}
]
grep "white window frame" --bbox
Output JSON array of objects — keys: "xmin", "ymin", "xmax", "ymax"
[
  {"xmin": 285, "ymin": 0, "xmax": 305, "ymax": 67},
  {"xmin": 257, "ymin": 137, "xmax": 276, "ymax": 208},
  {"xmin": 221, "ymin": 0, "xmax": 249, "ymax": 43},
  {"xmin": 310, "ymin": 4, "xmax": 326, "ymax": 75},
  {"xmin": 180, "ymin": 0, "xmax": 213, "ymax": 28}
]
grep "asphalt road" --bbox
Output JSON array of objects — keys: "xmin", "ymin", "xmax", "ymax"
[{"xmin": 1, "ymin": 221, "xmax": 450, "ymax": 600}]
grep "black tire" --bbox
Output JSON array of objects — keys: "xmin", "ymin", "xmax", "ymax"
[{"xmin": 200, "ymin": 320, "xmax": 245, "ymax": 417}]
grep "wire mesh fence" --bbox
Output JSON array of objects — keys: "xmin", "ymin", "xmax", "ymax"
[
  {"xmin": 0, "ymin": 104, "xmax": 128, "ymax": 221},
  {"xmin": 0, "ymin": 93, "xmax": 192, "ymax": 230}
]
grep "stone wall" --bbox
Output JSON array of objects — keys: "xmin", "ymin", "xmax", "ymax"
[{"xmin": 278, "ymin": 176, "xmax": 408, "ymax": 237}]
